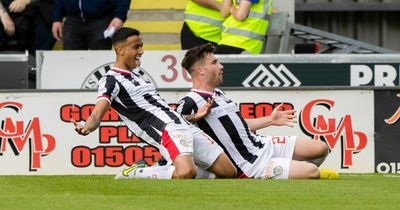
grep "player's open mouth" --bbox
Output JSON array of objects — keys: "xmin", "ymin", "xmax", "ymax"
[{"xmin": 134, "ymin": 57, "xmax": 141, "ymax": 67}]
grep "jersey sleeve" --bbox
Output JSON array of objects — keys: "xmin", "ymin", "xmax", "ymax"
[
  {"xmin": 97, "ymin": 75, "xmax": 119, "ymax": 104},
  {"xmin": 176, "ymin": 96, "xmax": 198, "ymax": 115}
]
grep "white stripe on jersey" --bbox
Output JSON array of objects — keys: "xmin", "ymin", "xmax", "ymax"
[
  {"xmin": 177, "ymin": 88, "xmax": 265, "ymax": 173},
  {"xmin": 97, "ymin": 67, "xmax": 189, "ymax": 143}
]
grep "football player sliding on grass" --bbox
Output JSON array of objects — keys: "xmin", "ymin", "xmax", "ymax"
[
  {"xmin": 174, "ymin": 43, "xmax": 339, "ymax": 180},
  {"xmin": 73, "ymin": 27, "xmax": 237, "ymax": 179}
]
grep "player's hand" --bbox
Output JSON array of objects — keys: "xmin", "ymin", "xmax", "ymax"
[
  {"xmin": 71, "ymin": 119, "xmax": 91, "ymax": 136},
  {"xmin": 0, "ymin": 12, "xmax": 15, "ymax": 36},
  {"xmin": 9, "ymin": 0, "xmax": 31, "ymax": 13},
  {"xmin": 196, "ymin": 97, "xmax": 214, "ymax": 119},
  {"xmin": 270, "ymin": 103, "xmax": 297, "ymax": 127}
]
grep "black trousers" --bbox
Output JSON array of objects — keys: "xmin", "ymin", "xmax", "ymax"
[
  {"xmin": 215, "ymin": 44, "xmax": 244, "ymax": 54},
  {"xmin": 180, "ymin": 22, "xmax": 217, "ymax": 49},
  {"xmin": 63, "ymin": 15, "xmax": 112, "ymax": 50}
]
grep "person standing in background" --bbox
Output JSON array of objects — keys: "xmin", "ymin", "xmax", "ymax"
[
  {"xmin": 0, "ymin": 0, "xmax": 35, "ymax": 54},
  {"xmin": 0, "ymin": 1, "xmax": 16, "ymax": 45},
  {"xmin": 181, "ymin": 0, "xmax": 225, "ymax": 49},
  {"xmin": 216, "ymin": 0, "xmax": 272, "ymax": 54},
  {"xmin": 52, "ymin": 0, "xmax": 130, "ymax": 50},
  {"xmin": 35, "ymin": 0, "xmax": 55, "ymax": 50}
]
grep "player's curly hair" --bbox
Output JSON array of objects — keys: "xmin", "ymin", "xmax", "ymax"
[{"xmin": 181, "ymin": 43, "xmax": 216, "ymax": 74}]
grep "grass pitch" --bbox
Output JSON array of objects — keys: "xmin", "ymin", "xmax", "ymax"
[{"xmin": 1, "ymin": 174, "xmax": 400, "ymax": 210}]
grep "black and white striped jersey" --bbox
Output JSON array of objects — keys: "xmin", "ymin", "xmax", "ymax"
[
  {"xmin": 176, "ymin": 88, "xmax": 266, "ymax": 174},
  {"xmin": 97, "ymin": 67, "xmax": 190, "ymax": 145}
]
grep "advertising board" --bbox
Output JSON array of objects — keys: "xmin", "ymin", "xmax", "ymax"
[
  {"xmin": 37, "ymin": 52, "xmax": 400, "ymax": 89},
  {"xmin": 374, "ymin": 90, "xmax": 400, "ymax": 173},
  {"xmin": 0, "ymin": 89, "xmax": 374, "ymax": 174}
]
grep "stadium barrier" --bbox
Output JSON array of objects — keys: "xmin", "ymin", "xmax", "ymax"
[
  {"xmin": 2, "ymin": 50, "xmax": 399, "ymax": 175},
  {"xmin": 0, "ymin": 52, "xmax": 30, "ymax": 89},
  {"xmin": 36, "ymin": 51, "xmax": 400, "ymax": 89},
  {"xmin": 1, "ymin": 88, "xmax": 399, "ymax": 175},
  {"xmin": 374, "ymin": 90, "xmax": 400, "ymax": 174}
]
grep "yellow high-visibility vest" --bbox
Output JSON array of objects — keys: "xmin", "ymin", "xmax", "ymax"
[
  {"xmin": 184, "ymin": 0, "xmax": 225, "ymax": 43},
  {"xmin": 219, "ymin": 0, "xmax": 272, "ymax": 54}
]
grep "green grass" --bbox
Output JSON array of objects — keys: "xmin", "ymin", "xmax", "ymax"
[{"xmin": 1, "ymin": 174, "xmax": 400, "ymax": 210}]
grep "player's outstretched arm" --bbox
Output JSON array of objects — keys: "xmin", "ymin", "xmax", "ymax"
[
  {"xmin": 72, "ymin": 100, "xmax": 110, "ymax": 136},
  {"xmin": 245, "ymin": 104, "xmax": 297, "ymax": 131}
]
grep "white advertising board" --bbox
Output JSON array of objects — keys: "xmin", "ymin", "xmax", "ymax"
[
  {"xmin": 0, "ymin": 90, "xmax": 374, "ymax": 175},
  {"xmin": 218, "ymin": 90, "xmax": 375, "ymax": 173},
  {"xmin": 37, "ymin": 50, "xmax": 191, "ymax": 89}
]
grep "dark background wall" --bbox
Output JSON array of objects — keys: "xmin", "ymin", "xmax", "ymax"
[{"xmin": 295, "ymin": 0, "xmax": 400, "ymax": 51}]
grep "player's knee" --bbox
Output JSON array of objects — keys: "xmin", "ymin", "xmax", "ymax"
[
  {"xmin": 312, "ymin": 141, "xmax": 329, "ymax": 158},
  {"xmin": 212, "ymin": 153, "xmax": 237, "ymax": 178},
  {"xmin": 218, "ymin": 165, "xmax": 237, "ymax": 178},
  {"xmin": 174, "ymin": 167, "xmax": 197, "ymax": 179},
  {"xmin": 228, "ymin": 166, "xmax": 237, "ymax": 178},
  {"xmin": 318, "ymin": 142, "xmax": 329, "ymax": 157},
  {"xmin": 309, "ymin": 143, "xmax": 329, "ymax": 167},
  {"xmin": 308, "ymin": 164, "xmax": 320, "ymax": 179}
]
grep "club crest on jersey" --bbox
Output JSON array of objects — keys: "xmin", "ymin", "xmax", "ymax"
[{"xmin": 81, "ymin": 62, "xmax": 156, "ymax": 89}]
